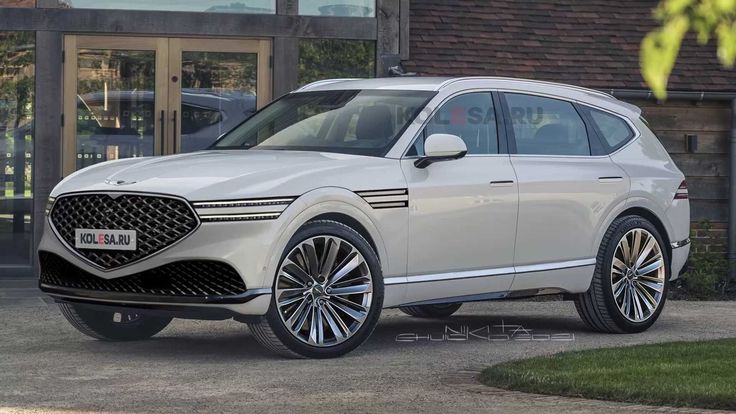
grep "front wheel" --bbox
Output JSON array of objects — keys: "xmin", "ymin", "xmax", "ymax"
[
  {"xmin": 248, "ymin": 220, "xmax": 384, "ymax": 358},
  {"xmin": 59, "ymin": 303, "xmax": 172, "ymax": 341},
  {"xmin": 575, "ymin": 215, "xmax": 669, "ymax": 333}
]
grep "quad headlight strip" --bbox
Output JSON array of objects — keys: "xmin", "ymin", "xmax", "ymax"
[
  {"xmin": 193, "ymin": 197, "xmax": 297, "ymax": 222},
  {"xmin": 356, "ymin": 188, "xmax": 409, "ymax": 209}
]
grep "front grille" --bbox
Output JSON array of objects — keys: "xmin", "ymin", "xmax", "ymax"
[
  {"xmin": 39, "ymin": 252, "xmax": 247, "ymax": 298},
  {"xmin": 50, "ymin": 193, "xmax": 199, "ymax": 269}
]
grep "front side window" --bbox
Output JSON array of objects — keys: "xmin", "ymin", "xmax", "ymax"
[
  {"xmin": 424, "ymin": 92, "xmax": 498, "ymax": 155},
  {"xmin": 587, "ymin": 107, "xmax": 634, "ymax": 150},
  {"xmin": 213, "ymin": 90, "xmax": 435, "ymax": 156},
  {"xmin": 505, "ymin": 93, "xmax": 590, "ymax": 156}
]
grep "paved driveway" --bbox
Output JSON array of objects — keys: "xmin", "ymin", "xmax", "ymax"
[{"xmin": 1, "ymin": 295, "xmax": 734, "ymax": 413}]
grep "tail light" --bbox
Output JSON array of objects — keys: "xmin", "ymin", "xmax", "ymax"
[{"xmin": 674, "ymin": 180, "xmax": 688, "ymax": 200}]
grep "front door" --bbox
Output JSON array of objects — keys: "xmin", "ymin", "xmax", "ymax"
[
  {"xmin": 62, "ymin": 35, "xmax": 271, "ymax": 175},
  {"xmin": 401, "ymin": 92, "xmax": 518, "ymax": 304}
]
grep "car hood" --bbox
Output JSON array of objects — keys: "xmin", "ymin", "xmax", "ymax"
[{"xmin": 52, "ymin": 150, "xmax": 406, "ymax": 201}]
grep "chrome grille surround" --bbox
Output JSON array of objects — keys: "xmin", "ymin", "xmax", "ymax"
[{"xmin": 49, "ymin": 192, "xmax": 200, "ymax": 270}]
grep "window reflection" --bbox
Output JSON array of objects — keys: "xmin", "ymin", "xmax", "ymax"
[
  {"xmin": 76, "ymin": 49, "xmax": 156, "ymax": 169},
  {"xmin": 299, "ymin": 0, "xmax": 375, "ymax": 16},
  {"xmin": 63, "ymin": 0, "xmax": 276, "ymax": 14},
  {"xmin": 298, "ymin": 39, "xmax": 375, "ymax": 86},
  {"xmin": 0, "ymin": 31, "xmax": 34, "ymax": 266}
]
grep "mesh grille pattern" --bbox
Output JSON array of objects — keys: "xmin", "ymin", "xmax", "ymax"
[
  {"xmin": 50, "ymin": 193, "xmax": 199, "ymax": 269},
  {"xmin": 39, "ymin": 252, "xmax": 247, "ymax": 298}
]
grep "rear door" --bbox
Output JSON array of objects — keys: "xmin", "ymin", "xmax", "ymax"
[{"xmin": 500, "ymin": 92, "xmax": 629, "ymax": 273}]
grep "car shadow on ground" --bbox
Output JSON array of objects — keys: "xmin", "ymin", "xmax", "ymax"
[{"xmin": 64, "ymin": 312, "xmax": 592, "ymax": 361}]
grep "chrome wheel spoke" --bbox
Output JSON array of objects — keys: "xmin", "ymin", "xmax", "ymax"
[
  {"xmin": 636, "ymin": 259, "xmax": 663, "ymax": 277},
  {"xmin": 276, "ymin": 235, "xmax": 373, "ymax": 347},
  {"xmin": 611, "ymin": 228, "xmax": 665, "ymax": 323},
  {"xmin": 638, "ymin": 279, "xmax": 664, "ymax": 292},
  {"xmin": 329, "ymin": 283, "xmax": 371, "ymax": 296}
]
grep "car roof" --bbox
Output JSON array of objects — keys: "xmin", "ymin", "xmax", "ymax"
[{"xmin": 296, "ymin": 76, "xmax": 641, "ymax": 118}]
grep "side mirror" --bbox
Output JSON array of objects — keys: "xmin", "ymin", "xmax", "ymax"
[{"xmin": 414, "ymin": 133, "xmax": 468, "ymax": 169}]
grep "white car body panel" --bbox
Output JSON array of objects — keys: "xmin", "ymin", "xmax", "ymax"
[{"xmin": 41, "ymin": 76, "xmax": 690, "ymax": 317}]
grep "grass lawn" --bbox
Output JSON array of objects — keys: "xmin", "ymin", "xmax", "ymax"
[{"xmin": 480, "ymin": 339, "xmax": 736, "ymax": 410}]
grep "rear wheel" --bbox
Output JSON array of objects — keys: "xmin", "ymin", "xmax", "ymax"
[
  {"xmin": 248, "ymin": 220, "xmax": 383, "ymax": 358},
  {"xmin": 575, "ymin": 215, "xmax": 669, "ymax": 333},
  {"xmin": 399, "ymin": 303, "xmax": 462, "ymax": 318},
  {"xmin": 59, "ymin": 303, "xmax": 172, "ymax": 341}
]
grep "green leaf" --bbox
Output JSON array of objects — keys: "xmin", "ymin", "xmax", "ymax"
[{"xmin": 641, "ymin": 16, "xmax": 690, "ymax": 100}]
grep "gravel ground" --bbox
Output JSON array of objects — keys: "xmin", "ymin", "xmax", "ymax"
[{"xmin": 1, "ymin": 296, "xmax": 734, "ymax": 414}]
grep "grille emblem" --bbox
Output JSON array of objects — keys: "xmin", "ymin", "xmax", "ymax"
[{"xmin": 105, "ymin": 179, "xmax": 137, "ymax": 186}]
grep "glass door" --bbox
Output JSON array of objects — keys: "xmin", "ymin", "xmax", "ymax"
[
  {"xmin": 63, "ymin": 36, "xmax": 271, "ymax": 175},
  {"xmin": 63, "ymin": 36, "xmax": 167, "ymax": 175},
  {"xmin": 168, "ymin": 38, "xmax": 270, "ymax": 153}
]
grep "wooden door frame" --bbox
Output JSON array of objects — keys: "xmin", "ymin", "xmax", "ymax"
[{"xmin": 62, "ymin": 35, "xmax": 272, "ymax": 175}]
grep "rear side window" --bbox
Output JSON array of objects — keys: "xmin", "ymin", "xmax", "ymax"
[
  {"xmin": 505, "ymin": 93, "xmax": 590, "ymax": 156},
  {"xmin": 586, "ymin": 108, "xmax": 634, "ymax": 150}
]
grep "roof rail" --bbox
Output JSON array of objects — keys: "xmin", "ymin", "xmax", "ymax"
[
  {"xmin": 437, "ymin": 77, "xmax": 616, "ymax": 100},
  {"xmin": 296, "ymin": 78, "xmax": 362, "ymax": 92}
]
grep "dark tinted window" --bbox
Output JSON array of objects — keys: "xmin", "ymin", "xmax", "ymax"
[
  {"xmin": 506, "ymin": 93, "xmax": 590, "ymax": 156},
  {"xmin": 587, "ymin": 108, "xmax": 634, "ymax": 150},
  {"xmin": 408, "ymin": 92, "xmax": 498, "ymax": 156},
  {"xmin": 214, "ymin": 90, "xmax": 434, "ymax": 157}
]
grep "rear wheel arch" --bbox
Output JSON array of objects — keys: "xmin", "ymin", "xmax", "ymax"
[{"xmin": 615, "ymin": 207, "xmax": 672, "ymax": 262}]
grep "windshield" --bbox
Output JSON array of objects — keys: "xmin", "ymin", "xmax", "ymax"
[{"xmin": 212, "ymin": 89, "xmax": 435, "ymax": 156}]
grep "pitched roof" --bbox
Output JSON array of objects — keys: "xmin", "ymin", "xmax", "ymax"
[{"xmin": 402, "ymin": 0, "xmax": 736, "ymax": 92}]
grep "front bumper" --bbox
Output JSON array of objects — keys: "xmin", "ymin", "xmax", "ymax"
[{"xmin": 38, "ymin": 211, "xmax": 286, "ymax": 316}]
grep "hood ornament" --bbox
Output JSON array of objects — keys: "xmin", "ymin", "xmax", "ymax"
[{"xmin": 105, "ymin": 179, "xmax": 137, "ymax": 186}]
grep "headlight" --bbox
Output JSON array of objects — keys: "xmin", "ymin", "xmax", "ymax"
[{"xmin": 192, "ymin": 197, "xmax": 296, "ymax": 222}]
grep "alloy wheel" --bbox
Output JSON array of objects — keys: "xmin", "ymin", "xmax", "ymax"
[
  {"xmin": 275, "ymin": 235, "xmax": 373, "ymax": 347},
  {"xmin": 611, "ymin": 228, "xmax": 666, "ymax": 322}
]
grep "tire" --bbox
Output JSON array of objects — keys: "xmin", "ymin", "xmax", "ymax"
[
  {"xmin": 248, "ymin": 220, "xmax": 384, "ymax": 358},
  {"xmin": 58, "ymin": 303, "xmax": 172, "ymax": 341},
  {"xmin": 399, "ymin": 303, "xmax": 462, "ymax": 318},
  {"xmin": 575, "ymin": 215, "xmax": 670, "ymax": 333}
]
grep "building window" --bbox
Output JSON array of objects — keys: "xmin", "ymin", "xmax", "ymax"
[
  {"xmin": 0, "ymin": 31, "xmax": 34, "ymax": 266},
  {"xmin": 60, "ymin": 0, "xmax": 276, "ymax": 14},
  {"xmin": 299, "ymin": 0, "xmax": 375, "ymax": 16},
  {"xmin": 298, "ymin": 39, "xmax": 375, "ymax": 86}
]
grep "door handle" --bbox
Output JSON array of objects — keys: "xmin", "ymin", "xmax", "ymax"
[
  {"xmin": 172, "ymin": 110, "xmax": 178, "ymax": 153},
  {"xmin": 159, "ymin": 110, "xmax": 165, "ymax": 155},
  {"xmin": 598, "ymin": 176, "xmax": 623, "ymax": 183},
  {"xmin": 490, "ymin": 180, "xmax": 515, "ymax": 187}
]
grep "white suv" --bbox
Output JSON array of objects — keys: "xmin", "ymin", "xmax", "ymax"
[{"xmin": 40, "ymin": 77, "xmax": 690, "ymax": 358}]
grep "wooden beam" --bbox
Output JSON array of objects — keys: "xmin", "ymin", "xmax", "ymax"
[
  {"xmin": 376, "ymin": 0, "xmax": 400, "ymax": 76},
  {"xmin": 0, "ymin": 8, "xmax": 377, "ymax": 39},
  {"xmin": 273, "ymin": 37, "xmax": 299, "ymax": 97}
]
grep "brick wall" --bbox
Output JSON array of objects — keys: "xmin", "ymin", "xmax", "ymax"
[{"xmin": 690, "ymin": 221, "xmax": 728, "ymax": 255}]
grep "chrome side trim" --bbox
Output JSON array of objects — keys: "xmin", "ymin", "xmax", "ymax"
[
  {"xmin": 356, "ymin": 188, "xmax": 409, "ymax": 209},
  {"xmin": 514, "ymin": 258, "xmax": 597, "ymax": 274},
  {"xmin": 384, "ymin": 258, "xmax": 596, "ymax": 285},
  {"xmin": 671, "ymin": 238, "xmax": 691, "ymax": 249}
]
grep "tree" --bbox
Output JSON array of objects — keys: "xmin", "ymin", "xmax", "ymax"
[{"xmin": 641, "ymin": 0, "xmax": 736, "ymax": 99}]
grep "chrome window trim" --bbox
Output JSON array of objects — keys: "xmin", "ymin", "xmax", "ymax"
[{"xmin": 384, "ymin": 258, "xmax": 596, "ymax": 285}]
